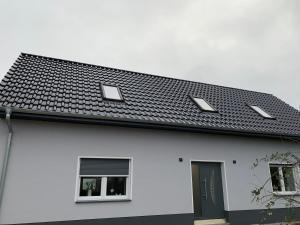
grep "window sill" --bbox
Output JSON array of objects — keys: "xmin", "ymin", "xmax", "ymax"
[
  {"xmin": 273, "ymin": 191, "xmax": 299, "ymax": 196},
  {"xmin": 75, "ymin": 196, "xmax": 131, "ymax": 203}
]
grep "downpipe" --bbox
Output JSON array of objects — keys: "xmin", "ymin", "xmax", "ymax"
[{"xmin": 0, "ymin": 108, "xmax": 13, "ymax": 212}]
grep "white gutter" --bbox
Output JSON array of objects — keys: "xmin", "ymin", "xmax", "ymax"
[{"xmin": 0, "ymin": 108, "xmax": 13, "ymax": 211}]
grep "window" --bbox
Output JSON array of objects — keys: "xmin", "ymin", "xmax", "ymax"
[
  {"xmin": 269, "ymin": 164, "xmax": 297, "ymax": 194},
  {"xmin": 250, "ymin": 105, "xmax": 273, "ymax": 119},
  {"xmin": 192, "ymin": 97, "xmax": 216, "ymax": 112},
  {"xmin": 80, "ymin": 177, "xmax": 101, "ymax": 197},
  {"xmin": 76, "ymin": 157, "xmax": 132, "ymax": 202},
  {"xmin": 102, "ymin": 85, "xmax": 123, "ymax": 101}
]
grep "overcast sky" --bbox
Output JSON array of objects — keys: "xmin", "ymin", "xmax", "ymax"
[{"xmin": 0, "ymin": 0, "xmax": 299, "ymax": 109}]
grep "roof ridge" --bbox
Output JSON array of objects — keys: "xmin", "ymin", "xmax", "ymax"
[{"xmin": 20, "ymin": 52, "xmax": 272, "ymax": 96}]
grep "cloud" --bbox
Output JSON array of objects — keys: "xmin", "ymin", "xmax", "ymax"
[{"xmin": 0, "ymin": 0, "xmax": 299, "ymax": 109}]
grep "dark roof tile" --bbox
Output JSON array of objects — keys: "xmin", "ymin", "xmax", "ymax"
[{"xmin": 0, "ymin": 53, "xmax": 299, "ymax": 138}]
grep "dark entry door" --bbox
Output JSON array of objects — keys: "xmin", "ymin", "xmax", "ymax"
[{"xmin": 191, "ymin": 162, "xmax": 225, "ymax": 220}]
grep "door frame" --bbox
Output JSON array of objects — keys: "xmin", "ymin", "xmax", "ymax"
[{"xmin": 189, "ymin": 160, "xmax": 230, "ymax": 218}]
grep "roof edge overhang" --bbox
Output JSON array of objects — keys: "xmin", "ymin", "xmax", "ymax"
[{"xmin": 0, "ymin": 107, "xmax": 299, "ymax": 141}]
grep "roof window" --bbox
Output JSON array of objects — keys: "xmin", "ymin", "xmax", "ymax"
[
  {"xmin": 102, "ymin": 85, "xmax": 123, "ymax": 101},
  {"xmin": 192, "ymin": 97, "xmax": 216, "ymax": 112},
  {"xmin": 250, "ymin": 105, "xmax": 273, "ymax": 119}
]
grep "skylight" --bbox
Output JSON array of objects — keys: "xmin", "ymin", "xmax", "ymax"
[
  {"xmin": 250, "ymin": 105, "xmax": 273, "ymax": 119},
  {"xmin": 102, "ymin": 85, "xmax": 123, "ymax": 101},
  {"xmin": 193, "ymin": 97, "xmax": 216, "ymax": 112}
]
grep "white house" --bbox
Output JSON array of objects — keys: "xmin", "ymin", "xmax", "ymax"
[{"xmin": 0, "ymin": 53, "xmax": 299, "ymax": 225}]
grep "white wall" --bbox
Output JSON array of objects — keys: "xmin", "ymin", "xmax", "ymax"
[{"xmin": 0, "ymin": 119, "xmax": 299, "ymax": 224}]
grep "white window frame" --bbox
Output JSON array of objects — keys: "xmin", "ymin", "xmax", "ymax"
[
  {"xmin": 268, "ymin": 163, "xmax": 298, "ymax": 196},
  {"xmin": 75, "ymin": 156, "xmax": 133, "ymax": 202}
]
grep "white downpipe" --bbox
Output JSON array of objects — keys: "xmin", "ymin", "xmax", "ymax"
[{"xmin": 0, "ymin": 108, "xmax": 13, "ymax": 213}]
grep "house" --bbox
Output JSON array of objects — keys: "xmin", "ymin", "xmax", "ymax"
[{"xmin": 0, "ymin": 53, "xmax": 299, "ymax": 225}]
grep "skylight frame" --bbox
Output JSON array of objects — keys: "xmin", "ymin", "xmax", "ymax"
[
  {"xmin": 249, "ymin": 105, "xmax": 274, "ymax": 119},
  {"xmin": 101, "ymin": 84, "xmax": 124, "ymax": 101},
  {"xmin": 191, "ymin": 96, "xmax": 217, "ymax": 112}
]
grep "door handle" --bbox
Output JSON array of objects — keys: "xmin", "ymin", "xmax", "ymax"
[{"xmin": 202, "ymin": 179, "xmax": 208, "ymax": 200}]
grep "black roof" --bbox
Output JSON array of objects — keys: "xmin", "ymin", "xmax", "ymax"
[{"xmin": 0, "ymin": 53, "xmax": 299, "ymax": 139}]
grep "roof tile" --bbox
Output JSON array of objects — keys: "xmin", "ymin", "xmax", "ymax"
[{"xmin": 0, "ymin": 53, "xmax": 299, "ymax": 138}]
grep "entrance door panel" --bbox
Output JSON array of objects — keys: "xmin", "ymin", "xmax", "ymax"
[
  {"xmin": 192, "ymin": 162, "xmax": 225, "ymax": 220},
  {"xmin": 192, "ymin": 164, "xmax": 202, "ymax": 218}
]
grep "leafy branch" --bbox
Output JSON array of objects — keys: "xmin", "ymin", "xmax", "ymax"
[{"xmin": 251, "ymin": 150, "xmax": 300, "ymax": 224}]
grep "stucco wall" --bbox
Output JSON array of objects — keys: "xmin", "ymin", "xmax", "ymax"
[{"xmin": 0, "ymin": 119, "xmax": 299, "ymax": 224}]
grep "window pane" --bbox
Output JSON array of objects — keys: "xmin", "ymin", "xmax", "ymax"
[
  {"xmin": 250, "ymin": 106, "xmax": 273, "ymax": 118},
  {"xmin": 103, "ymin": 85, "xmax": 122, "ymax": 100},
  {"xmin": 80, "ymin": 177, "xmax": 101, "ymax": 196},
  {"xmin": 270, "ymin": 167, "xmax": 282, "ymax": 192},
  {"xmin": 282, "ymin": 167, "xmax": 296, "ymax": 191},
  {"xmin": 193, "ymin": 98, "xmax": 216, "ymax": 111},
  {"xmin": 106, "ymin": 177, "xmax": 126, "ymax": 196}
]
